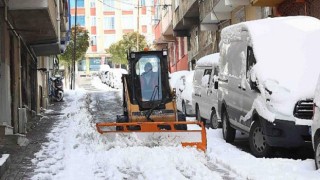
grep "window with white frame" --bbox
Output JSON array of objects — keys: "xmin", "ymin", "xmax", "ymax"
[
  {"xmin": 104, "ymin": 17, "xmax": 115, "ymax": 30},
  {"xmin": 91, "ymin": 36, "xmax": 97, "ymax": 46},
  {"xmin": 121, "ymin": 16, "xmax": 134, "ymax": 29},
  {"xmin": 90, "ymin": 0, "xmax": 95, "ymax": 8},
  {"xmin": 91, "ymin": 16, "xmax": 96, "ymax": 26},
  {"xmin": 104, "ymin": 35, "xmax": 116, "ymax": 49}
]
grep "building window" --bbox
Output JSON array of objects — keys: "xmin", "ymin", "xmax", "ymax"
[
  {"xmin": 104, "ymin": 0, "xmax": 114, "ymax": 11},
  {"xmin": 104, "ymin": 35, "xmax": 116, "ymax": 49},
  {"xmin": 70, "ymin": 0, "xmax": 84, "ymax": 8},
  {"xmin": 140, "ymin": 0, "xmax": 146, "ymax": 6},
  {"xmin": 91, "ymin": 17, "xmax": 96, "ymax": 26},
  {"xmin": 104, "ymin": 17, "xmax": 115, "ymax": 30},
  {"xmin": 78, "ymin": 60, "xmax": 86, "ymax": 71},
  {"xmin": 71, "ymin": 16, "xmax": 85, "ymax": 26},
  {"xmin": 89, "ymin": 58, "xmax": 101, "ymax": 71},
  {"xmin": 91, "ymin": 36, "xmax": 97, "ymax": 46},
  {"xmin": 90, "ymin": 0, "xmax": 95, "ymax": 8},
  {"xmin": 122, "ymin": 16, "xmax": 134, "ymax": 29}
]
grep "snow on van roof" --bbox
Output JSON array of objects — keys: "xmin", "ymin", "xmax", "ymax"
[
  {"xmin": 221, "ymin": 16, "xmax": 320, "ymax": 97},
  {"xmin": 196, "ymin": 53, "xmax": 220, "ymax": 67}
]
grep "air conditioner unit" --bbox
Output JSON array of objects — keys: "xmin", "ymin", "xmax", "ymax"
[{"xmin": 18, "ymin": 108, "xmax": 27, "ymax": 134}]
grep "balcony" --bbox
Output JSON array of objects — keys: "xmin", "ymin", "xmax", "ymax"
[
  {"xmin": 173, "ymin": 0, "xmax": 199, "ymax": 37},
  {"xmin": 201, "ymin": 0, "xmax": 249, "ymax": 30},
  {"xmin": 8, "ymin": 0, "xmax": 62, "ymax": 56},
  {"xmin": 251, "ymin": 0, "xmax": 285, "ymax": 6}
]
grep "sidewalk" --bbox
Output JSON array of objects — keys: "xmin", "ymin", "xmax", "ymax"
[{"xmin": 0, "ymin": 100, "xmax": 66, "ymax": 180}]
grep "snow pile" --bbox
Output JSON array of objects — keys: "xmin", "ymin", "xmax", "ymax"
[
  {"xmin": 206, "ymin": 129, "xmax": 320, "ymax": 180},
  {"xmin": 196, "ymin": 53, "xmax": 220, "ymax": 67},
  {"xmin": 31, "ymin": 90, "xmax": 223, "ymax": 180},
  {"xmin": 181, "ymin": 71, "xmax": 195, "ymax": 104},
  {"xmin": 169, "ymin": 70, "xmax": 190, "ymax": 89},
  {"xmin": 91, "ymin": 76, "xmax": 113, "ymax": 91}
]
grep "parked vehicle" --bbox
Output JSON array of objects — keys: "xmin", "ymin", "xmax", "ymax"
[
  {"xmin": 49, "ymin": 75, "xmax": 64, "ymax": 102},
  {"xmin": 312, "ymin": 75, "xmax": 320, "ymax": 169},
  {"xmin": 192, "ymin": 53, "xmax": 220, "ymax": 129},
  {"xmin": 176, "ymin": 71, "xmax": 195, "ymax": 116},
  {"xmin": 169, "ymin": 70, "xmax": 190, "ymax": 89},
  {"xmin": 108, "ymin": 68, "xmax": 128, "ymax": 89},
  {"xmin": 217, "ymin": 16, "xmax": 320, "ymax": 157},
  {"xmin": 101, "ymin": 71, "xmax": 109, "ymax": 84}
]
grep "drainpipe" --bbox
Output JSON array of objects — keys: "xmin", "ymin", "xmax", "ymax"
[{"xmin": 57, "ymin": 0, "xmax": 61, "ymax": 56}]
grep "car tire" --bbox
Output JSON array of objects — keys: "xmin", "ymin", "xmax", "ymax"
[
  {"xmin": 249, "ymin": 120, "xmax": 271, "ymax": 157},
  {"xmin": 196, "ymin": 105, "xmax": 205, "ymax": 125},
  {"xmin": 182, "ymin": 101, "xmax": 188, "ymax": 116},
  {"xmin": 209, "ymin": 110, "xmax": 219, "ymax": 129},
  {"xmin": 222, "ymin": 110, "xmax": 235, "ymax": 143},
  {"xmin": 315, "ymin": 137, "xmax": 320, "ymax": 169}
]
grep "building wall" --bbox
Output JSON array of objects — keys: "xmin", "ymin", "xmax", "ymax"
[
  {"xmin": 0, "ymin": 8, "xmax": 12, "ymax": 126},
  {"xmin": 278, "ymin": 0, "xmax": 320, "ymax": 19}
]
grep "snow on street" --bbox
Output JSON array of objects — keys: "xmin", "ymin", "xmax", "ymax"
[{"xmin": 30, "ymin": 78, "xmax": 320, "ymax": 179}]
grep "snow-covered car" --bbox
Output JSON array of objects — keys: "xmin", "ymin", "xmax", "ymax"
[
  {"xmin": 192, "ymin": 53, "xmax": 220, "ymax": 129},
  {"xmin": 169, "ymin": 70, "xmax": 190, "ymax": 89},
  {"xmin": 312, "ymin": 75, "xmax": 320, "ymax": 169},
  {"xmin": 109, "ymin": 68, "xmax": 128, "ymax": 89},
  {"xmin": 176, "ymin": 71, "xmax": 195, "ymax": 116},
  {"xmin": 218, "ymin": 16, "xmax": 320, "ymax": 157},
  {"xmin": 101, "ymin": 71, "xmax": 109, "ymax": 84}
]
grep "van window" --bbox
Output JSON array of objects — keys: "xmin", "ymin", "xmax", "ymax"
[
  {"xmin": 201, "ymin": 69, "xmax": 212, "ymax": 86},
  {"xmin": 246, "ymin": 46, "xmax": 256, "ymax": 78},
  {"xmin": 194, "ymin": 69, "xmax": 204, "ymax": 86},
  {"xmin": 226, "ymin": 41, "xmax": 246, "ymax": 77}
]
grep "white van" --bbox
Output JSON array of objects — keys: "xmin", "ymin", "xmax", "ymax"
[
  {"xmin": 192, "ymin": 53, "xmax": 220, "ymax": 129},
  {"xmin": 217, "ymin": 16, "xmax": 320, "ymax": 157},
  {"xmin": 312, "ymin": 75, "xmax": 320, "ymax": 169}
]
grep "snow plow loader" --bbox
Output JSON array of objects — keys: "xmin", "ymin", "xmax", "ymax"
[{"xmin": 96, "ymin": 49, "xmax": 207, "ymax": 151}]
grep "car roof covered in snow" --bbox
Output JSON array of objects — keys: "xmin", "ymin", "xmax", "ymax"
[
  {"xmin": 196, "ymin": 53, "xmax": 220, "ymax": 67},
  {"xmin": 221, "ymin": 16, "xmax": 320, "ymax": 97}
]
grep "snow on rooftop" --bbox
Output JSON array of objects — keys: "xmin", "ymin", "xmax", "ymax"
[
  {"xmin": 196, "ymin": 53, "xmax": 220, "ymax": 67},
  {"xmin": 221, "ymin": 16, "xmax": 320, "ymax": 98}
]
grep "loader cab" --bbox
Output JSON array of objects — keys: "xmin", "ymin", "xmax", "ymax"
[{"xmin": 128, "ymin": 50, "xmax": 172, "ymax": 110}]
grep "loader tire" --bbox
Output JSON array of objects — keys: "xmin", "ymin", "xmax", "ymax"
[
  {"xmin": 116, "ymin": 115, "xmax": 128, "ymax": 131},
  {"xmin": 175, "ymin": 113, "xmax": 187, "ymax": 130}
]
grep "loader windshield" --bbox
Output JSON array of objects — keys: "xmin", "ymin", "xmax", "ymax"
[{"xmin": 135, "ymin": 55, "xmax": 162, "ymax": 102}]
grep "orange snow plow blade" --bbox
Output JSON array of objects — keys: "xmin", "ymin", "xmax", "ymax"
[{"xmin": 96, "ymin": 121, "xmax": 207, "ymax": 152}]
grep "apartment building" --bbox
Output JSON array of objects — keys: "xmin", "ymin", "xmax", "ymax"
[
  {"xmin": 157, "ymin": 0, "xmax": 320, "ymax": 72},
  {"xmin": 69, "ymin": 0, "xmax": 155, "ymax": 76},
  {"xmin": 0, "ymin": 0, "xmax": 70, "ymax": 165}
]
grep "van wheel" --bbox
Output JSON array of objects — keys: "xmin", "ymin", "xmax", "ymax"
[
  {"xmin": 209, "ymin": 110, "xmax": 219, "ymax": 129},
  {"xmin": 249, "ymin": 120, "xmax": 271, "ymax": 157},
  {"xmin": 315, "ymin": 137, "xmax": 320, "ymax": 169},
  {"xmin": 196, "ymin": 105, "xmax": 205, "ymax": 125},
  {"xmin": 222, "ymin": 110, "xmax": 235, "ymax": 143},
  {"xmin": 182, "ymin": 101, "xmax": 187, "ymax": 116}
]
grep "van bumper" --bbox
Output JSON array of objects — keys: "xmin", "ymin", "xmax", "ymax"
[{"xmin": 261, "ymin": 118, "xmax": 311, "ymax": 147}]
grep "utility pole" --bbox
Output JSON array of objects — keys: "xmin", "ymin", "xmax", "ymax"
[
  {"xmin": 72, "ymin": 0, "xmax": 78, "ymax": 90},
  {"xmin": 136, "ymin": 0, "xmax": 140, "ymax": 51}
]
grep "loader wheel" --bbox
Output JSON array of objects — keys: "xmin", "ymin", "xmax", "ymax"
[{"xmin": 175, "ymin": 113, "xmax": 187, "ymax": 130}]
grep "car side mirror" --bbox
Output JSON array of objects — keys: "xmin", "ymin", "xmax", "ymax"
[{"xmin": 250, "ymin": 80, "xmax": 260, "ymax": 93}]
